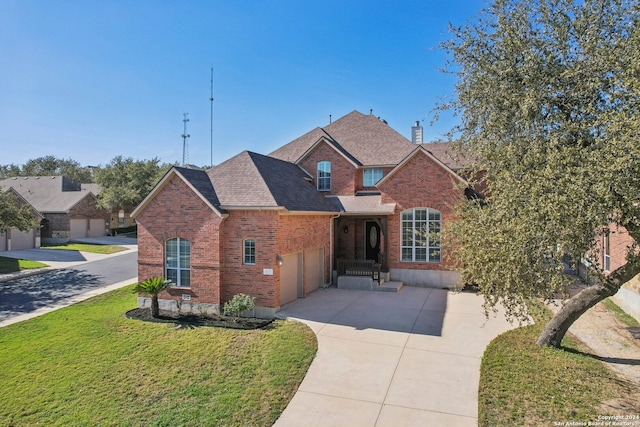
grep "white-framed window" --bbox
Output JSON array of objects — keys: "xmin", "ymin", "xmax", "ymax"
[
  {"xmin": 603, "ymin": 233, "xmax": 611, "ymax": 272},
  {"xmin": 401, "ymin": 208, "xmax": 441, "ymax": 262},
  {"xmin": 317, "ymin": 161, "xmax": 331, "ymax": 191},
  {"xmin": 244, "ymin": 239, "xmax": 256, "ymax": 265},
  {"xmin": 363, "ymin": 168, "xmax": 383, "ymax": 186},
  {"xmin": 166, "ymin": 237, "xmax": 190, "ymax": 287}
]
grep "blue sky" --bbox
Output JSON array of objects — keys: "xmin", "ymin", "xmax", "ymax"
[{"xmin": 1, "ymin": 1, "xmax": 485, "ymax": 168}]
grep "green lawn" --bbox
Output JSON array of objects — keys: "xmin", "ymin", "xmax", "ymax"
[
  {"xmin": 0, "ymin": 286, "xmax": 317, "ymax": 426},
  {"xmin": 479, "ymin": 308, "xmax": 639, "ymax": 426},
  {"xmin": 43, "ymin": 243, "xmax": 128, "ymax": 254},
  {"xmin": 602, "ymin": 297, "xmax": 640, "ymax": 328},
  {"xmin": 0, "ymin": 256, "xmax": 48, "ymax": 274}
]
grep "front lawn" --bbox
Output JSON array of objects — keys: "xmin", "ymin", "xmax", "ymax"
[
  {"xmin": 43, "ymin": 243, "xmax": 128, "ymax": 254},
  {"xmin": 0, "ymin": 256, "xmax": 48, "ymax": 274},
  {"xmin": 479, "ymin": 309, "xmax": 640, "ymax": 426},
  {"xmin": 0, "ymin": 286, "xmax": 317, "ymax": 426}
]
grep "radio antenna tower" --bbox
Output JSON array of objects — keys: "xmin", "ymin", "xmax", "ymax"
[
  {"xmin": 209, "ymin": 67, "xmax": 214, "ymax": 168},
  {"xmin": 181, "ymin": 113, "xmax": 190, "ymax": 166}
]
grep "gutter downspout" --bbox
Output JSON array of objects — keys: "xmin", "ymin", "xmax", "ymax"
[{"xmin": 329, "ymin": 214, "xmax": 341, "ymax": 287}]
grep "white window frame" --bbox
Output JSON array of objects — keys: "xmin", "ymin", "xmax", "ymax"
[
  {"xmin": 603, "ymin": 233, "xmax": 611, "ymax": 272},
  {"xmin": 363, "ymin": 168, "xmax": 383, "ymax": 186},
  {"xmin": 401, "ymin": 208, "xmax": 441, "ymax": 263},
  {"xmin": 243, "ymin": 239, "xmax": 256, "ymax": 265},
  {"xmin": 165, "ymin": 237, "xmax": 190, "ymax": 288},
  {"xmin": 317, "ymin": 161, "xmax": 331, "ymax": 191}
]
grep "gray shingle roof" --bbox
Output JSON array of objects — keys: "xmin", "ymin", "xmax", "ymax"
[
  {"xmin": 270, "ymin": 110, "xmax": 416, "ymax": 166},
  {"xmin": 0, "ymin": 176, "xmax": 99, "ymax": 213},
  {"xmin": 173, "ymin": 166, "xmax": 224, "ymax": 213},
  {"xmin": 326, "ymin": 195, "xmax": 396, "ymax": 215},
  {"xmin": 206, "ymin": 151, "xmax": 337, "ymax": 212}
]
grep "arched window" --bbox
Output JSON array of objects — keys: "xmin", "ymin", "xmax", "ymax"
[
  {"xmin": 401, "ymin": 208, "xmax": 441, "ymax": 262},
  {"xmin": 165, "ymin": 237, "xmax": 190, "ymax": 287},
  {"xmin": 317, "ymin": 161, "xmax": 331, "ymax": 191},
  {"xmin": 243, "ymin": 239, "xmax": 256, "ymax": 265}
]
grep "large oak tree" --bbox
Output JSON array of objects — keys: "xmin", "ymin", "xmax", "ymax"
[{"xmin": 442, "ymin": 0, "xmax": 640, "ymax": 347}]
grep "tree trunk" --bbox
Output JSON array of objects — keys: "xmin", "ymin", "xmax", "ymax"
[
  {"xmin": 151, "ymin": 295, "xmax": 160, "ymax": 318},
  {"xmin": 536, "ymin": 254, "xmax": 640, "ymax": 348}
]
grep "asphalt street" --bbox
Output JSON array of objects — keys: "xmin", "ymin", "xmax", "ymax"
[{"xmin": 0, "ymin": 251, "xmax": 137, "ymax": 322}]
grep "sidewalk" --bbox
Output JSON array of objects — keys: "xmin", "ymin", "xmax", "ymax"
[{"xmin": 0, "ymin": 237, "xmax": 138, "ymax": 327}]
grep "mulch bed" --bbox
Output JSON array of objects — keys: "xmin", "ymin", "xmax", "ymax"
[{"xmin": 125, "ymin": 308, "xmax": 273, "ymax": 330}]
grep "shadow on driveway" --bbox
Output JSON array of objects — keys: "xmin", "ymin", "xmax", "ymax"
[{"xmin": 0, "ymin": 269, "xmax": 103, "ymax": 322}]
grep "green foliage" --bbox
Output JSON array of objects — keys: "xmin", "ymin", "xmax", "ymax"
[
  {"xmin": 94, "ymin": 156, "xmax": 172, "ymax": 211},
  {"xmin": 223, "ymin": 293, "xmax": 256, "ymax": 318},
  {"xmin": 0, "ymin": 190, "xmax": 39, "ymax": 233},
  {"xmin": 0, "ymin": 286, "xmax": 317, "ymax": 426},
  {"xmin": 133, "ymin": 277, "xmax": 171, "ymax": 296},
  {"xmin": 441, "ymin": 0, "xmax": 640, "ymax": 322},
  {"xmin": 479, "ymin": 318, "xmax": 639, "ymax": 426},
  {"xmin": 17, "ymin": 155, "xmax": 93, "ymax": 183},
  {"xmin": 0, "ymin": 256, "xmax": 47, "ymax": 274}
]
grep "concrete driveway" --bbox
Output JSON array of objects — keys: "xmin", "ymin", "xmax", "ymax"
[{"xmin": 274, "ymin": 286, "xmax": 517, "ymax": 427}]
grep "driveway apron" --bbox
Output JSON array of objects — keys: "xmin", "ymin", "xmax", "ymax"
[{"xmin": 274, "ymin": 286, "xmax": 517, "ymax": 427}]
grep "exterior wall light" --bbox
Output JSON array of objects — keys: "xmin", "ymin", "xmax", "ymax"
[
  {"xmin": 276, "ymin": 255, "xmax": 284, "ymax": 266},
  {"xmin": 343, "ymin": 225, "xmax": 349, "ymax": 234}
]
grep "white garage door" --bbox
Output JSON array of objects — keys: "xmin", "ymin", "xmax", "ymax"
[
  {"xmin": 70, "ymin": 219, "xmax": 88, "ymax": 239},
  {"xmin": 304, "ymin": 248, "xmax": 324, "ymax": 293},
  {"xmin": 11, "ymin": 228, "xmax": 34, "ymax": 250},
  {"xmin": 280, "ymin": 253, "xmax": 302, "ymax": 306},
  {"xmin": 89, "ymin": 219, "xmax": 105, "ymax": 237}
]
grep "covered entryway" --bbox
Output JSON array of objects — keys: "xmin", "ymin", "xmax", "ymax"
[{"xmin": 365, "ymin": 221, "xmax": 381, "ymax": 262}]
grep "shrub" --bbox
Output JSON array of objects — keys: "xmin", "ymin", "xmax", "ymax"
[{"xmin": 223, "ymin": 293, "xmax": 256, "ymax": 318}]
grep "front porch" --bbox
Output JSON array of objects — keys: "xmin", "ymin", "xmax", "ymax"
[{"xmin": 336, "ymin": 258, "xmax": 403, "ymax": 292}]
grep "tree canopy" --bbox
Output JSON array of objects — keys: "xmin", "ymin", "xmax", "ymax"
[
  {"xmin": 0, "ymin": 156, "xmax": 93, "ymax": 184},
  {"xmin": 442, "ymin": 0, "xmax": 640, "ymax": 347},
  {"xmin": 94, "ymin": 156, "xmax": 172, "ymax": 212},
  {"xmin": 0, "ymin": 190, "xmax": 39, "ymax": 233}
]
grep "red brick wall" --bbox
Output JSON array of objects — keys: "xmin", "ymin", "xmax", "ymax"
[
  {"xmin": 220, "ymin": 211, "xmax": 332, "ymax": 308},
  {"xmin": 378, "ymin": 150, "xmax": 463, "ymax": 271},
  {"xmin": 136, "ymin": 174, "xmax": 223, "ymax": 305},
  {"xmin": 603, "ymin": 224, "xmax": 636, "ymax": 274},
  {"xmin": 298, "ymin": 141, "xmax": 356, "ymax": 195},
  {"xmin": 220, "ymin": 210, "xmax": 277, "ymax": 307},
  {"xmin": 355, "ymin": 166, "xmax": 394, "ymax": 192},
  {"xmin": 275, "ymin": 214, "xmax": 331, "ymax": 297},
  {"xmin": 69, "ymin": 195, "xmax": 108, "ymax": 221}
]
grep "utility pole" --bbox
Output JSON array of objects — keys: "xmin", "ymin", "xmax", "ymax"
[
  {"xmin": 209, "ymin": 67, "xmax": 214, "ymax": 168},
  {"xmin": 181, "ymin": 113, "xmax": 190, "ymax": 166}
]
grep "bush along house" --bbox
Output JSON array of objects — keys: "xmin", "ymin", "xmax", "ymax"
[{"xmin": 132, "ymin": 110, "xmax": 473, "ymax": 318}]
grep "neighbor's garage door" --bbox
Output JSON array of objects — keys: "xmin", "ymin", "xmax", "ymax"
[
  {"xmin": 89, "ymin": 219, "xmax": 105, "ymax": 237},
  {"xmin": 280, "ymin": 253, "xmax": 302, "ymax": 306},
  {"xmin": 70, "ymin": 219, "xmax": 88, "ymax": 239},
  {"xmin": 304, "ymin": 248, "xmax": 324, "ymax": 293},
  {"xmin": 10, "ymin": 228, "xmax": 35, "ymax": 250}
]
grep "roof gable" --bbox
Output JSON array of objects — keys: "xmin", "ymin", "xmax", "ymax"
[
  {"xmin": 377, "ymin": 145, "xmax": 468, "ymax": 187},
  {"xmin": 131, "ymin": 167, "xmax": 226, "ymax": 218},
  {"xmin": 270, "ymin": 110, "xmax": 416, "ymax": 167}
]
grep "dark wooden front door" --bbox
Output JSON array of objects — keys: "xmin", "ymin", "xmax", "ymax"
[{"xmin": 365, "ymin": 221, "xmax": 380, "ymax": 262}]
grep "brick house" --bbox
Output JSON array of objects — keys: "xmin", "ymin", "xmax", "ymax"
[
  {"xmin": 0, "ymin": 176, "xmax": 108, "ymax": 247},
  {"xmin": 132, "ymin": 110, "xmax": 472, "ymax": 317},
  {"xmin": 0, "ymin": 188, "xmax": 43, "ymax": 251}
]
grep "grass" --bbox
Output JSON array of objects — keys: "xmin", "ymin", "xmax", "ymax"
[
  {"xmin": 0, "ymin": 256, "xmax": 48, "ymax": 274},
  {"xmin": 601, "ymin": 297, "xmax": 640, "ymax": 328},
  {"xmin": 479, "ymin": 308, "xmax": 639, "ymax": 426},
  {"xmin": 42, "ymin": 243, "xmax": 128, "ymax": 254},
  {"xmin": 0, "ymin": 286, "xmax": 317, "ymax": 426}
]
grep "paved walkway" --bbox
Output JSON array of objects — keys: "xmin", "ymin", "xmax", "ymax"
[
  {"xmin": 274, "ymin": 286, "xmax": 517, "ymax": 427},
  {"xmin": 0, "ymin": 237, "xmax": 138, "ymax": 327}
]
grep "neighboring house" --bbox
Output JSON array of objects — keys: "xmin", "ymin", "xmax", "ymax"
[
  {"xmin": 0, "ymin": 176, "xmax": 108, "ymax": 246},
  {"xmin": 0, "ymin": 188, "xmax": 43, "ymax": 251},
  {"xmin": 598, "ymin": 225, "xmax": 640, "ymax": 322},
  {"xmin": 132, "ymin": 110, "xmax": 473, "ymax": 318}
]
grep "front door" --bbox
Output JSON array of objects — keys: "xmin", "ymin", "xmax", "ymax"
[{"xmin": 365, "ymin": 221, "xmax": 380, "ymax": 262}]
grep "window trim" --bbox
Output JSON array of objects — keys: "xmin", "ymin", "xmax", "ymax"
[
  {"xmin": 400, "ymin": 208, "xmax": 441, "ymax": 263},
  {"xmin": 165, "ymin": 237, "xmax": 191, "ymax": 288},
  {"xmin": 317, "ymin": 161, "xmax": 331, "ymax": 191},
  {"xmin": 363, "ymin": 168, "xmax": 383, "ymax": 186},
  {"xmin": 243, "ymin": 239, "xmax": 256, "ymax": 265},
  {"xmin": 603, "ymin": 233, "xmax": 611, "ymax": 272}
]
